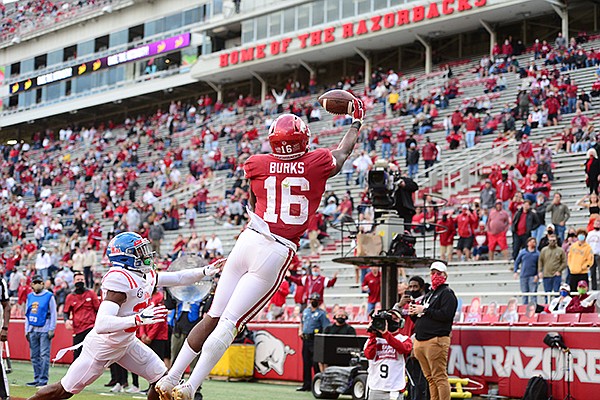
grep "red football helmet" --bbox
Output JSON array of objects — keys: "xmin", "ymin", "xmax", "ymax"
[{"xmin": 268, "ymin": 114, "xmax": 311, "ymax": 160}]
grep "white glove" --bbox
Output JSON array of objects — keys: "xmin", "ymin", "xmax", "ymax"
[
  {"xmin": 134, "ymin": 305, "xmax": 168, "ymax": 326},
  {"xmin": 203, "ymin": 258, "xmax": 226, "ymax": 277}
]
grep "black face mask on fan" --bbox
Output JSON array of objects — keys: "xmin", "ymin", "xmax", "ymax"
[{"xmin": 74, "ymin": 282, "xmax": 86, "ymax": 294}]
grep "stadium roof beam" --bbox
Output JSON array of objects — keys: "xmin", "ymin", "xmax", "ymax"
[
  {"xmin": 414, "ymin": 35, "xmax": 432, "ymax": 74},
  {"xmin": 480, "ymin": 20, "xmax": 497, "ymax": 58},
  {"xmin": 298, "ymin": 60, "xmax": 315, "ymax": 80},
  {"xmin": 354, "ymin": 48, "xmax": 371, "ymax": 89},
  {"xmin": 205, "ymin": 81, "xmax": 223, "ymax": 103},
  {"xmin": 250, "ymin": 71, "xmax": 267, "ymax": 104},
  {"xmin": 546, "ymin": 0, "xmax": 569, "ymax": 41}
]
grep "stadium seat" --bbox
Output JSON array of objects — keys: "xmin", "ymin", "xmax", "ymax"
[
  {"xmin": 517, "ymin": 305, "xmax": 528, "ymax": 314},
  {"xmin": 532, "ymin": 314, "xmax": 559, "ymax": 326},
  {"xmin": 575, "ymin": 313, "xmax": 600, "ymax": 326},
  {"xmin": 554, "ymin": 313, "xmax": 581, "ymax": 326}
]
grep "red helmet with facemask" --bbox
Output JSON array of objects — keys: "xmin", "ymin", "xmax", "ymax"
[{"xmin": 268, "ymin": 114, "xmax": 311, "ymax": 160}]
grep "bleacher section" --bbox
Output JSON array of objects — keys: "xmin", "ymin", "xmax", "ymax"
[{"xmin": 10, "ymin": 36, "xmax": 600, "ymax": 321}]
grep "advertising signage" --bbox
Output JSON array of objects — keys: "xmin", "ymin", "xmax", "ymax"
[
  {"xmin": 8, "ymin": 33, "xmax": 190, "ymax": 95},
  {"xmin": 219, "ymin": 0, "xmax": 486, "ymax": 68}
]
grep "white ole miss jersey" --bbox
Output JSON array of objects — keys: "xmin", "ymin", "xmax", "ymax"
[
  {"xmin": 97, "ymin": 267, "xmax": 157, "ymax": 345},
  {"xmin": 365, "ymin": 333, "xmax": 409, "ymax": 392}
]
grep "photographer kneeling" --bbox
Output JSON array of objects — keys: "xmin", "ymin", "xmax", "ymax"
[{"xmin": 364, "ymin": 309, "xmax": 413, "ymax": 400}]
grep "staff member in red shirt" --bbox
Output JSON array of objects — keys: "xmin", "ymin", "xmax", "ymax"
[
  {"xmin": 362, "ymin": 267, "xmax": 382, "ymax": 313},
  {"xmin": 63, "ymin": 272, "xmax": 100, "ymax": 360}
]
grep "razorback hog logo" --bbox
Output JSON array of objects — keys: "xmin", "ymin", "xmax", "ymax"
[{"xmin": 254, "ymin": 330, "xmax": 295, "ymax": 375}]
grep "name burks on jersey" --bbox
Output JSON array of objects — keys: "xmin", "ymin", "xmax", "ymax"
[{"xmin": 269, "ymin": 161, "xmax": 305, "ymax": 175}]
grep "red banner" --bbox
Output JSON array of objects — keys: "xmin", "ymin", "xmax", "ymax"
[{"xmin": 7, "ymin": 321, "xmax": 599, "ymax": 398}]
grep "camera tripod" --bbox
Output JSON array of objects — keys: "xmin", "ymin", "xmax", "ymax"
[{"xmin": 562, "ymin": 348, "xmax": 573, "ymax": 400}]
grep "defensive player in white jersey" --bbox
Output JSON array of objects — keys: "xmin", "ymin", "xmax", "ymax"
[
  {"xmin": 156, "ymin": 99, "xmax": 365, "ymax": 400},
  {"xmin": 27, "ymin": 232, "xmax": 223, "ymax": 400},
  {"xmin": 364, "ymin": 309, "xmax": 413, "ymax": 400}
]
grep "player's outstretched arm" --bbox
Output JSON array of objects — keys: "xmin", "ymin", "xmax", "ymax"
[
  {"xmin": 94, "ymin": 291, "xmax": 167, "ymax": 334},
  {"xmin": 156, "ymin": 258, "xmax": 225, "ymax": 287},
  {"xmin": 329, "ymin": 98, "xmax": 365, "ymax": 177}
]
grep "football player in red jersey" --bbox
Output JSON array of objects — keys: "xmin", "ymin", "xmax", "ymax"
[{"xmin": 156, "ymin": 99, "xmax": 365, "ymax": 400}]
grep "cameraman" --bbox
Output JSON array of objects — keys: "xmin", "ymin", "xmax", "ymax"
[
  {"xmin": 409, "ymin": 262, "xmax": 457, "ymax": 400},
  {"xmin": 364, "ymin": 309, "xmax": 412, "ymax": 400},
  {"xmin": 392, "ymin": 166, "xmax": 418, "ymax": 229}
]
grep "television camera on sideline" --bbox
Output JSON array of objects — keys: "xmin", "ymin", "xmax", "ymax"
[{"xmin": 367, "ymin": 160, "xmax": 419, "ymax": 226}]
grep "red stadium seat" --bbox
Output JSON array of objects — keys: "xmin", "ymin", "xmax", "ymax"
[
  {"xmin": 553, "ymin": 313, "xmax": 580, "ymax": 326},
  {"xmin": 575, "ymin": 313, "xmax": 600, "ymax": 326},
  {"xmin": 517, "ymin": 305, "xmax": 528, "ymax": 314},
  {"xmin": 532, "ymin": 314, "xmax": 559, "ymax": 326}
]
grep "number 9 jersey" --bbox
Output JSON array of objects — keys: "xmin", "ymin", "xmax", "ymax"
[{"xmin": 244, "ymin": 148, "xmax": 336, "ymax": 245}]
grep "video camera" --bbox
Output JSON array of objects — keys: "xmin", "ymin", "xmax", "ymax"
[
  {"xmin": 367, "ymin": 160, "xmax": 399, "ymax": 211},
  {"xmin": 367, "ymin": 310, "xmax": 404, "ymax": 334}
]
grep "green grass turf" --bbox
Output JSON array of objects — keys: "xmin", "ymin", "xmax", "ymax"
[{"xmin": 7, "ymin": 361, "xmax": 318, "ymax": 400}]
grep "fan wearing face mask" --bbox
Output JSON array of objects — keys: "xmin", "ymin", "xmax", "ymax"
[
  {"xmin": 567, "ymin": 229, "xmax": 594, "ymax": 292},
  {"xmin": 565, "ymin": 280, "xmax": 596, "ymax": 314},
  {"xmin": 63, "ymin": 272, "xmax": 100, "ymax": 361},
  {"xmin": 547, "ymin": 283, "xmax": 572, "ymax": 314}
]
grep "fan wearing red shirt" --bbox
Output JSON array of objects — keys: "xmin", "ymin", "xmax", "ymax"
[
  {"xmin": 63, "ymin": 273, "xmax": 100, "ymax": 360},
  {"xmin": 496, "ymin": 171, "xmax": 517, "ymax": 209},
  {"xmin": 456, "ymin": 205, "xmax": 478, "ymax": 260},
  {"xmin": 267, "ymin": 280, "xmax": 290, "ymax": 320},
  {"xmin": 362, "ymin": 267, "xmax": 382, "ymax": 313},
  {"xmin": 159, "ymin": 102, "xmax": 366, "ymax": 398},
  {"xmin": 437, "ymin": 212, "xmax": 457, "ymax": 262},
  {"xmin": 140, "ymin": 289, "xmax": 169, "ymax": 363}
]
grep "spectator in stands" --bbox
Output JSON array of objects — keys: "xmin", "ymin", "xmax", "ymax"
[
  {"xmin": 422, "ymin": 137, "xmax": 437, "ymax": 174},
  {"xmin": 487, "ymin": 200, "xmax": 510, "ymax": 261},
  {"xmin": 149, "ymin": 220, "xmax": 165, "ymax": 257},
  {"xmin": 586, "ymin": 218, "xmax": 600, "ymax": 290},
  {"xmin": 353, "ymin": 150, "xmax": 372, "ymax": 188},
  {"xmin": 63, "ymin": 272, "xmax": 100, "ymax": 360},
  {"xmin": 514, "ymin": 237, "xmax": 540, "ymax": 304},
  {"xmin": 547, "ymin": 283, "xmax": 572, "ymax": 314},
  {"xmin": 34, "ymin": 247, "xmax": 52, "ymax": 282},
  {"xmin": 25, "ymin": 275, "xmax": 57, "ymax": 388},
  {"xmin": 567, "ymin": 229, "xmax": 594, "ymax": 292},
  {"xmin": 438, "ymin": 211, "xmax": 456, "ymax": 262},
  {"xmin": 406, "ymin": 143, "xmax": 420, "ymax": 179},
  {"xmin": 585, "ymin": 148, "xmax": 600, "ymax": 195},
  {"xmin": 464, "ymin": 113, "xmax": 480, "ymax": 148},
  {"xmin": 480, "ymin": 180, "xmax": 496, "ymax": 210},
  {"xmin": 362, "ymin": 267, "xmax": 381, "ymax": 314},
  {"xmin": 410, "ymin": 262, "xmax": 457, "ymax": 400},
  {"xmin": 546, "ymin": 193, "xmax": 571, "ymax": 241},
  {"xmin": 538, "ymin": 234, "xmax": 567, "ymax": 300},
  {"xmin": 538, "ymin": 224, "xmax": 562, "ymax": 251},
  {"xmin": 205, "ymin": 233, "xmax": 223, "ymax": 256},
  {"xmin": 456, "ymin": 204, "xmax": 477, "ymax": 261},
  {"xmin": 266, "ymin": 280, "xmax": 289, "ymax": 322},
  {"xmin": 511, "ymin": 200, "xmax": 540, "ymax": 260},
  {"xmin": 288, "ymin": 264, "xmax": 337, "ymax": 308},
  {"xmin": 566, "ymin": 280, "xmax": 596, "ymax": 314},
  {"xmin": 496, "ymin": 170, "xmax": 517, "ymax": 210}
]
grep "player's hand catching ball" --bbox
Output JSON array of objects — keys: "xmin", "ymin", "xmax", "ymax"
[
  {"xmin": 203, "ymin": 258, "xmax": 226, "ymax": 277},
  {"xmin": 352, "ymin": 98, "xmax": 365, "ymax": 124},
  {"xmin": 135, "ymin": 304, "xmax": 168, "ymax": 326}
]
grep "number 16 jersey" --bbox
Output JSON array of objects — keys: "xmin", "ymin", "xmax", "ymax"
[{"xmin": 244, "ymin": 148, "xmax": 336, "ymax": 245}]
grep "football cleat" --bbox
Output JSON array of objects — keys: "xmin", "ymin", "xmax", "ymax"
[
  {"xmin": 155, "ymin": 375, "xmax": 180, "ymax": 400},
  {"xmin": 172, "ymin": 382, "xmax": 195, "ymax": 400}
]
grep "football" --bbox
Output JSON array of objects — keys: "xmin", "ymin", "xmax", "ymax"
[{"xmin": 318, "ymin": 89, "xmax": 355, "ymax": 115}]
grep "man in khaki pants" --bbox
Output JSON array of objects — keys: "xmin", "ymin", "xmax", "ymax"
[{"xmin": 408, "ymin": 262, "xmax": 457, "ymax": 400}]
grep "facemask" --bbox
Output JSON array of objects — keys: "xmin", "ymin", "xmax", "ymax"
[
  {"xmin": 405, "ymin": 290, "xmax": 420, "ymax": 299},
  {"xmin": 595, "ymin": 228, "xmax": 600, "ymax": 231},
  {"xmin": 311, "ymin": 271, "xmax": 319, "ymax": 277},
  {"xmin": 74, "ymin": 282, "xmax": 85, "ymax": 294},
  {"xmin": 549, "ymin": 242, "xmax": 557, "ymax": 248},
  {"xmin": 578, "ymin": 288, "xmax": 587, "ymax": 295},
  {"xmin": 387, "ymin": 320, "xmax": 400, "ymax": 332},
  {"xmin": 334, "ymin": 317, "xmax": 347, "ymax": 324},
  {"xmin": 431, "ymin": 274, "xmax": 447, "ymax": 290},
  {"xmin": 310, "ymin": 300, "xmax": 319, "ymax": 308},
  {"xmin": 32, "ymin": 283, "xmax": 44, "ymax": 293},
  {"xmin": 560, "ymin": 290, "xmax": 569, "ymax": 297},
  {"xmin": 578, "ymin": 234, "xmax": 586, "ymax": 241},
  {"xmin": 547, "ymin": 230, "xmax": 554, "ymax": 235}
]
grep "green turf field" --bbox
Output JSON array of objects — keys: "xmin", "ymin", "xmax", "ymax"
[{"xmin": 7, "ymin": 361, "xmax": 317, "ymax": 400}]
